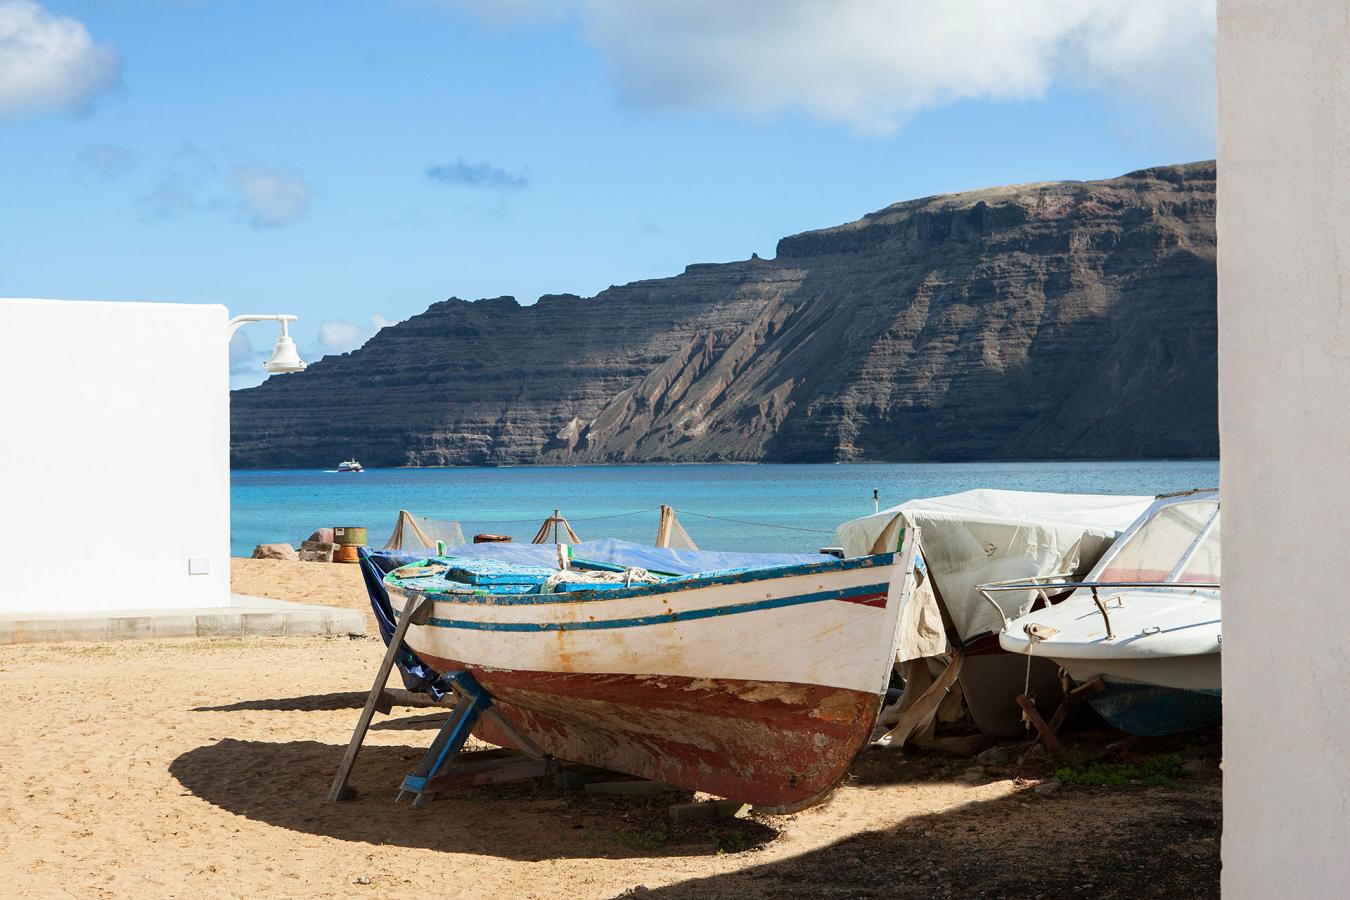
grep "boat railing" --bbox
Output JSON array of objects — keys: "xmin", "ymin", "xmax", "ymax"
[
  {"xmin": 973, "ymin": 572, "xmax": 1079, "ymax": 630},
  {"xmin": 977, "ymin": 579, "xmax": 1221, "ymax": 641}
]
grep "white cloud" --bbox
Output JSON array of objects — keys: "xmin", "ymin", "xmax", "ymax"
[
  {"xmin": 450, "ymin": 0, "xmax": 1215, "ymax": 137},
  {"xmin": 316, "ymin": 314, "xmax": 393, "ymax": 356},
  {"xmin": 0, "ymin": 0, "xmax": 120, "ymax": 123},
  {"xmin": 234, "ymin": 166, "xmax": 311, "ymax": 228}
]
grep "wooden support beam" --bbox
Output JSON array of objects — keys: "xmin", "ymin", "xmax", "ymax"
[
  {"xmin": 1047, "ymin": 677, "xmax": 1105, "ymax": 733},
  {"xmin": 1015, "ymin": 693, "xmax": 1065, "ymax": 758},
  {"xmin": 327, "ymin": 594, "xmax": 431, "ymax": 802},
  {"xmin": 668, "ymin": 799, "xmax": 746, "ymax": 825},
  {"xmin": 426, "ymin": 756, "xmax": 559, "ymax": 791}
]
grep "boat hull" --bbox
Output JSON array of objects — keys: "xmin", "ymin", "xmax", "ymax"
[
  {"xmin": 1086, "ymin": 681, "xmax": 1222, "ymax": 737},
  {"xmin": 1058, "ymin": 651, "xmax": 1221, "ymax": 694},
  {"xmin": 388, "ymin": 550, "xmax": 913, "ymax": 809},
  {"xmin": 1054, "ymin": 653, "xmax": 1221, "ymax": 736},
  {"xmin": 416, "ymin": 659, "xmax": 876, "ymax": 808}
]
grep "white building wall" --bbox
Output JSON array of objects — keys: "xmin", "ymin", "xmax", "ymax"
[
  {"xmin": 1218, "ymin": 1, "xmax": 1350, "ymax": 894},
  {"xmin": 0, "ymin": 300, "xmax": 230, "ymax": 611}
]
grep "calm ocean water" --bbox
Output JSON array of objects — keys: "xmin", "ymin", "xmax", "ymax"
[{"xmin": 230, "ymin": 460, "xmax": 1219, "ymax": 557}]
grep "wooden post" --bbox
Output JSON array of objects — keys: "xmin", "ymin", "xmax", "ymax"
[
  {"xmin": 327, "ymin": 593, "xmax": 431, "ymax": 802},
  {"xmin": 655, "ymin": 505, "xmax": 673, "ymax": 547},
  {"xmin": 1047, "ymin": 677, "xmax": 1105, "ymax": 733},
  {"xmin": 1015, "ymin": 693, "xmax": 1065, "ymax": 758}
]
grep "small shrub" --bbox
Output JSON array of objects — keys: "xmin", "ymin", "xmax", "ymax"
[{"xmin": 1054, "ymin": 753, "xmax": 1184, "ymax": 786}]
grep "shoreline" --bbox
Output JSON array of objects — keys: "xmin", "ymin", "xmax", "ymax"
[{"xmin": 229, "ymin": 457, "xmax": 1223, "ymax": 473}]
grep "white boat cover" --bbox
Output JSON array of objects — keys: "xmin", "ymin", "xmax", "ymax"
[{"xmin": 832, "ymin": 489, "xmax": 1153, "ymax": 656}]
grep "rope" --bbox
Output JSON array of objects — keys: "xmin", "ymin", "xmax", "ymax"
[
  {"xmin": 461, "ymin": 506, "xmax": 834, "ymax": 536},
  {"xmin": 674, "ymin": 508, "xmax": 835, "ymax": 535},
  {"xmin": 467, "ymin": 507, "xmax": 660, "ymax": 527}
]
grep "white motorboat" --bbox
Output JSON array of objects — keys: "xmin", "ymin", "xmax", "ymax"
[
  {"xmin": 336, "ymin": 458, "xmax": 365, "ymax": 473},
  {"xmin": 981, "ymin": 490, "xmax": 1221, "ymax": 736}
]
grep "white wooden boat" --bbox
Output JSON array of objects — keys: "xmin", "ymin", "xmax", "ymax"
[
  {"xmin": 984, "ymin": 490, "xmax": 1221, "ymax": 735},
  {"xmin": 382, "ymin": 535, "xmax": 917, "ymax": 810}
]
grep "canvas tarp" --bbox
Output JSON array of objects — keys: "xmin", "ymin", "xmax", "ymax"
[{"xmin": 832, "ymin": 489, "xmax": 1153, "ymax": 649}]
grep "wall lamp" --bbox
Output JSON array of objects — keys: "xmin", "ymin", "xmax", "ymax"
[{"xmin": 228, "ymin": 314, "xmax": 307, "ymax": 374}]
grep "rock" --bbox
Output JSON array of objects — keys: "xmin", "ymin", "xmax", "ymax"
[
  {"xmin": 353, "ymin": 875, "xmax": 371, "ymax": 885},
  {"xmin": 1033, "ymin": 779, "xmax": 1062, "ymax": 795},
  {"xmin": 975, "ymin": 744, "xmax": 1021, "ymax": 765},
  {"xmin": 961, "ymin": 767, "xmax": 987, "ymax": 784},
  {"xmin": 251, "ymin": 543, "xmax": 298, "ymax": 561},
  {"xmin": 306, "ymin": 528, "xmax": 334, "ymax": 544},
  {"xmin": 231, "ymin": 163, "xmax": 1218, "ymax": 467},
  {"xmin": 299, "ymin": 540, "xmax": 335, "ymax": 562}
]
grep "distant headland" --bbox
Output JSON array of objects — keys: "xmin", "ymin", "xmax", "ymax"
[{"xmin": 230, "ymin": 162, "xmax": 1217, "ymax": 468}]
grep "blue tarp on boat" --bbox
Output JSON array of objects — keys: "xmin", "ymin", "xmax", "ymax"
[{"xmin": 432, "ymin": 537, "xmax": 832, "ymax": 575}]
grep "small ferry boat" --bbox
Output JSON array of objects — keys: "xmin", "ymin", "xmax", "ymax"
[{"xmin": 336, "ymin": 459, "xmax": 364, "ymax": 473}]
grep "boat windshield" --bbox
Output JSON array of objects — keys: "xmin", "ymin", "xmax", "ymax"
[{"xmin": 1098, "ymin": 500, "xmax": 1220, "ymax": 585}]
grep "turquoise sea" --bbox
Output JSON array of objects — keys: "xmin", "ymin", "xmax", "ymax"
[{"xmin": 230, "ymin": 460, "xmax": 1219, "ymax": 557}]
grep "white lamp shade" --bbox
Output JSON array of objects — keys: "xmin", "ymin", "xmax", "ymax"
[{"xmin": 263, "ymin": 334, "xmax": 306, "ymax": 373}]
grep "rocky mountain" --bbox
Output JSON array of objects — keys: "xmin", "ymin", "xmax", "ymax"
[{"xmin": 230, "ymin": 162, "xmax": 1217, "ymax": 467}]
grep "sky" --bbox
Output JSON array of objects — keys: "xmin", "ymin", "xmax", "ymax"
[{"xmin": 0, "ymin": 0, "xmax": 1217, "ymax": 388}]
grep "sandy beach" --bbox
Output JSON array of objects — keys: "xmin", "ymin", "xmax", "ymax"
[{"xmin": 0, "ymin": 560, "xmax": 1220, "ymax": 898}]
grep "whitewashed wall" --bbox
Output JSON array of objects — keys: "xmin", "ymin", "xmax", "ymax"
[
  {"xmin": 0, "ymin": 300, "xmax": 231, "ymax": 612},
  {"xmin": 1218, "ymin": 1, "xmax": 1350, "ymax": 894}
]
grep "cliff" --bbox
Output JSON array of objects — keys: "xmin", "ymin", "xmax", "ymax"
[{"xmin": 230, "ymin": 162, "xmax": 1218, "ymax": 467}]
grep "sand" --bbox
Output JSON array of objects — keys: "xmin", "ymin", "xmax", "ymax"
[
  {"xmin": 231, "ymin": 557, "xmax": 375, "ymax": 632},
  {"xmin": 0, "ymin": 562, "xmax": 1221, "ymax": 898}
]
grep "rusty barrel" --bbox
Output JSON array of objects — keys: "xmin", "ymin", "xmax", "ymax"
[
  {"xmin": 332, "ymin": 525, "xmax": 366, "ymax": 563},
  {"xmin": 333, "ymin": 526, "xmax": 367, "ymax": 545}
]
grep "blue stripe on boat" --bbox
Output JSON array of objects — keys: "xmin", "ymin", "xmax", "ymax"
[{"xmin": 392, "ymin": 583, "xmax": 890, "ymax": 632}]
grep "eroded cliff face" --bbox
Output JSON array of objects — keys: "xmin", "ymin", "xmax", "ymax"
[{"xmin": 230, "ymin": 162, "xmax": 1217, "ymax": 467}]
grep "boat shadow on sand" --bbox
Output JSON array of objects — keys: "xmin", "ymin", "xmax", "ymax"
[
  {"xmin": 193, "ymin": 691, "xmax": 380, "ymax": 713},
  {"xmin": 168, "ymin": 735, "xmax": 780, "ymax": 861},
  {"xmin": 631, "ymin": 777, "xmax": 1221, "ymax": 899}
]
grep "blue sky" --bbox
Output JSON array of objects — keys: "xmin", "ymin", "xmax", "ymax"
[{"xmin": 0, "ymin": 1, "xmax": 1217, "ymax": 388}]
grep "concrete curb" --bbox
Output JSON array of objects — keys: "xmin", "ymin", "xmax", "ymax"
[{"xmin": 0, "ymin": 596, "xmax": 366, "ymax": 645}]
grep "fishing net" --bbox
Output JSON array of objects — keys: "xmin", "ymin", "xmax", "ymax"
[{"xmin": 383, "ymin": 510, "xmax": 466, "ymax": 552}]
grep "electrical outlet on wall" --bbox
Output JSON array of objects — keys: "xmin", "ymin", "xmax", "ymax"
[{"xmin": 188, "ymin": 557, "xmax": 211, "ymax": 576}]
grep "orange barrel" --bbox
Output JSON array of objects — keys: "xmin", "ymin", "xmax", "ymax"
[
  {"xmin": 333, "ymin": 526, "xmax": 367, "ymax": 546},
  {"xmin": 334, "ymin": 544, "xmax": 361, "ymax": 564}
]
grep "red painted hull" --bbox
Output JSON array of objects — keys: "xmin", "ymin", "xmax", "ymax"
[{"xmin": 419, "ymin": 653, "xmax": 878, "ymax": 810}]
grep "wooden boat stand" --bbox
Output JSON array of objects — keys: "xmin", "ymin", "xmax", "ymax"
[
  {"xmin": 327, "ymin": 594, "xmax": 557, "ymax": 807},
  {"xmin": 1015, "ymin": 677, "xmax": 1105, "ymax": 758}
]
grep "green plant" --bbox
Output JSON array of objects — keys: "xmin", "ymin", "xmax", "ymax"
[{"xmin": 1054, "ymin": 753, "xmax": 1184, "ymax": 786}]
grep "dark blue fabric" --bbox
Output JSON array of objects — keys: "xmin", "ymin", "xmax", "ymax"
[{"xmin": 358, "ymin": 547, "xmax": 448, "ymax": 699}]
